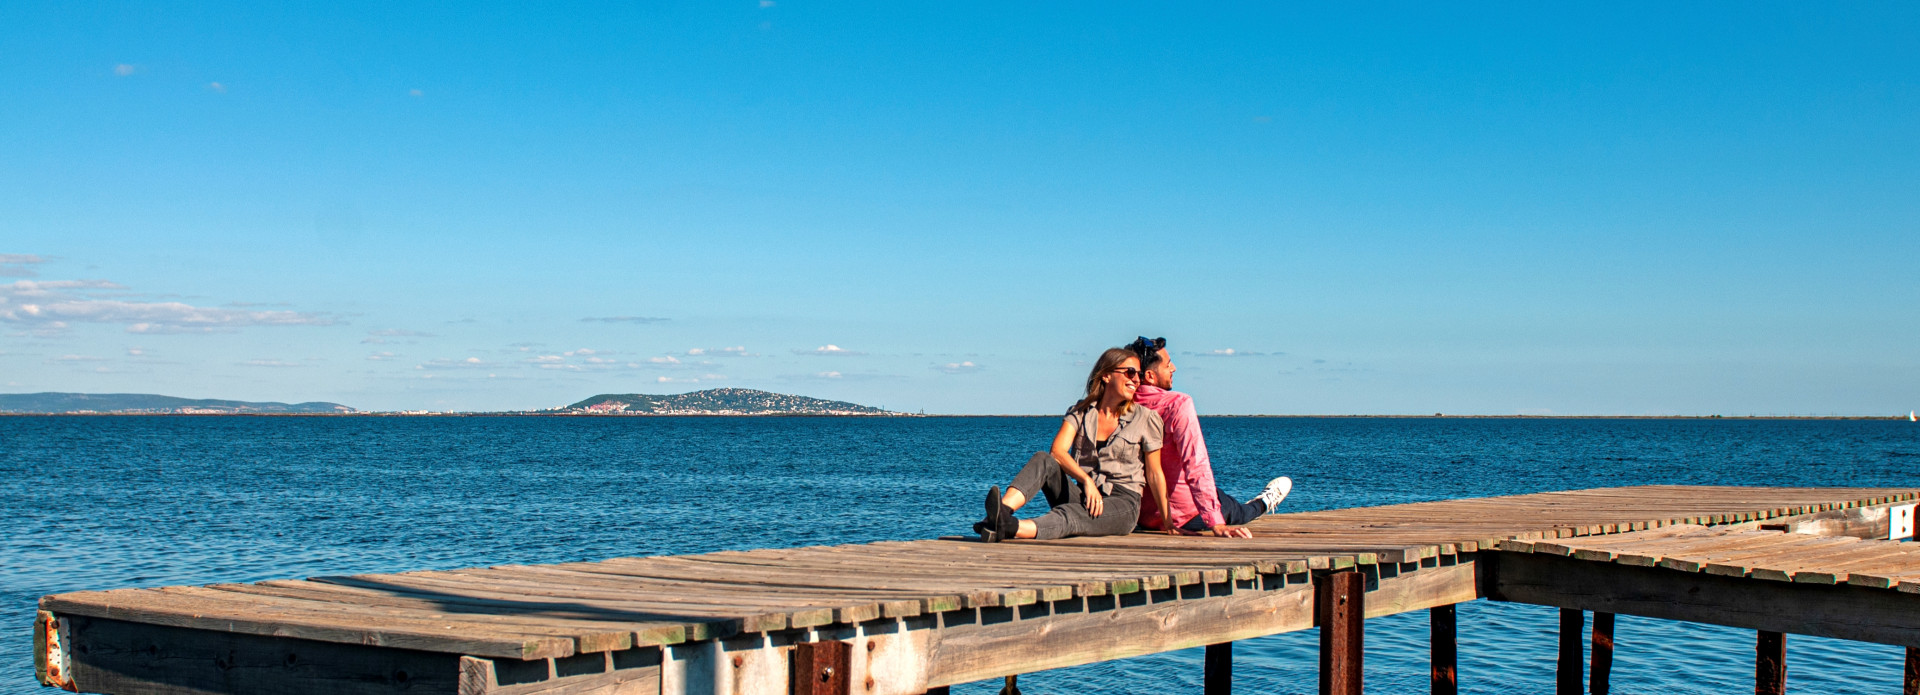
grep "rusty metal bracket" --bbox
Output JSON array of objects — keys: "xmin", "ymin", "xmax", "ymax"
[
  {"xmin": 37, "ymin": 610, "xmax": 77, "ymax": 692},
  {"xmin": 790, "ymin": 640, "xmax": 849, "ymax": 695}
]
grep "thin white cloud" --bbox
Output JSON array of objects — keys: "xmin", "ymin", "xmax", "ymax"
[
  {"xmin": 581, "ymin": 316, "xmax": 669, "ymax": 324},
  {"xmin": 408, "ymin": 88, "xmax": 424, "ymax": 97},
  {"xmin": 777, "ymin": 371, "xmax": 905, "ymax": 382},
  {"xmin": 0, "ymin": 279, "xmax": 333, "ymax": 333},
  {"xmin": 240, "ymin": 359, "xmax": 301, "ymax": 368},
  {"xmin": 650, "ymin": 356, "xmax": 680, "ymax": 365},
  {"xmin": 416, "ymin": 357, "xmax": 488, "ymax": 370},
  {"xmin": 687, "ymin": 346, "xmax": 754, "ymax": 357},
  {"xmin": 1186, "ymin": 348, "xmax": 1270, "ymax": 357},
  {"xmin": 207, "ymin": 82, "xmax": 226, "ymax": 93},
  {"xmin": 364, "ymin": 329, "xmax": 434, "ymax": 344},
  {"xmin": 798, "ymin": 344, "xmax": 865, "ymax": 356},
  {"xmin": 933, "ymin": 361, "xmax": 982, "ymax": 374},
  {"xmin": 0, "ymin": 254, "xmax": 43, "ymax": 278},
  {"xmin": 113, "ymin": 64, "xmax": 138, "ymax": 77},
  {"xmin": 367, "ymin": 352, "xmax": 396, "ymax": 361},
  {"xmin": 656, "ymin": 375, "xmax": 725, "ymax": 384},
  {"xmin": 52, "ymin": 354, "xmax": 104, "ymax": 362}
]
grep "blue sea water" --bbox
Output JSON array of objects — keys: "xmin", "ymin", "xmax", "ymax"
[{"xmin": 2, "ymin": 416, "xmax": 1917, "ymax": 695}]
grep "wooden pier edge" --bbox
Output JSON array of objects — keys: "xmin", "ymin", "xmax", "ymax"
[{"xmin": 31, "ymin": 485, "xmax": 1920, "ymax": 695}]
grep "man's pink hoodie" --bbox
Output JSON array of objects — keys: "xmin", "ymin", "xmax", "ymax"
[{"xmin": 1133, "ymin": 384, "xmax": 1224, "ymax": 530}]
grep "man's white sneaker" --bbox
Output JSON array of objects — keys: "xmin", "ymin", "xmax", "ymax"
[{"xmin": 1256, "ymin": 476, "xmax": 1292, "ymax": 514}]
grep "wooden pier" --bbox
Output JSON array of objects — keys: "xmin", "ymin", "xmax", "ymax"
[{"xmin": 34, "ymin": 485, "xmax": 1920, "ymax": 695}]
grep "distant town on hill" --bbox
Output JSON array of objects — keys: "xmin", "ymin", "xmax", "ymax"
[
  {"xmin": 558, "ymin": 388, "xmax": 897, "ymax": 415},
  {"xmin": 0, "ymin": 392, "xmax": 355, "ymax": 414}
]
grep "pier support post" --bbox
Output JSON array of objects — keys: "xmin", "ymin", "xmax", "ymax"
[
  {"xmin": 1205, "ymin": 642, "xmax": 1232, "ymax": 695},
  {"xmin": 1905, "ymin": 647, "xmax": 1919, "ymax": 695},
  {"xmin": 791, "ymin": 640, "xmax": 851, "ymax": 695},
  {"xmin": 1590, "ymin": 612, "xmax": 1614, "ymax": 695},
  {"xmin": 1430, "ymin": 605, "xmax": 1457, "ymax": 695},
  {"xmin": 1317, "ymin": 570, "xmax": 1365, "ymax": 695},
  {"xmin": 1557, "ymin": 608, "xmax": 1583, "ymax": 695},
  {"xmin": 1755, "ymin": 631, "xmax": 1785, "ymax": 695}
]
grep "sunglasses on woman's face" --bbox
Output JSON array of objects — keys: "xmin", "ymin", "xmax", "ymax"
[{"xmin": 1110, "ymin": 367, "xmax": 1141, "ymax": 380}]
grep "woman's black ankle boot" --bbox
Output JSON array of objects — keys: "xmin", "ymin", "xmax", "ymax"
[{"xmin": 978, "ymin": 486, "xmax": 1004, "ymax": 542}]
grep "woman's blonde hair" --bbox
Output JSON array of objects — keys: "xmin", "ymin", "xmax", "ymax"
[{"xmin": 1078, "ymin": 347, "xmax": 1140, "ymax": 412}]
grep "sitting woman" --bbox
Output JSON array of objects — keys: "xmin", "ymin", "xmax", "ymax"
[{"xmin": 975, "ymin": 347, "xmax": 1173, "ymax": 541}]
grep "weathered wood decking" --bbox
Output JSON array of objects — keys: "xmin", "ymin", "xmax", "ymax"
[{"xmin": 34, "ymin": 485, "xmax": 1920, "ymax": 695}]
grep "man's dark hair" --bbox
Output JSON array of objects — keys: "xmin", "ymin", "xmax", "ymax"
[{"xmin": 1128, "ymin": 336, "xmax": 1166, "ymax": 373}]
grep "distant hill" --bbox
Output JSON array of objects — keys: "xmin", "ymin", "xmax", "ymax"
[
  {"xmin": 0, "ymin": 392, "xmax": 355, "ymax": 414},
  {"xmin": 559, "ymin": 388, "xmax": 895, "ymax": 415}
]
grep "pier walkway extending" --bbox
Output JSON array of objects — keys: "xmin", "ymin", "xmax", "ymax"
[{"xmin": 34, "ymin": 485, "xmax": 1920, "ymax": 695}]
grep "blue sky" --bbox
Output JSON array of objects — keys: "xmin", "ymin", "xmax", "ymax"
[{"xmin": 3, "ymin": 2, "xmax": 1916, "ymax": 415}]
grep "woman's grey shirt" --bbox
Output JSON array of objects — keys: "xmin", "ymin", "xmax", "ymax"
[{"xmin": 1062, "ymin": 402, "xmax": 1165, "ymax": 495}]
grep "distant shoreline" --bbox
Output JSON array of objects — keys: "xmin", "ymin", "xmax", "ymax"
[{"xmin": 0, "ymin": 412, "xmax": 1909, "ymax": 420}]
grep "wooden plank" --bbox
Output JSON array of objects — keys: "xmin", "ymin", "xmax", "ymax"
[
  {"xmin": 204, "ymin": 581, "xmax": 689, "ymax": 650},
  {"xmin": 42, "ymin": 589, "xmax": 572, "ymax": 660},
  {"xmin": 926, "ymin": 576, "xmax": 1315, "ymax": 687},
  {"xmin": 462, "ymin": 566, "xmax": 881, "ymax": 625},
  {"xmin": 62, "ymin": 614, "xmax": 464, "ymax": 695},
  {"xmin": 1488, "ymin": 551, "xmax": 1920, "ymax": 648},
  {"xmin": 1696, "ymin": 537, "xmax": 1868, "ymax": 578},
  {"xmin": 583, "ymin": 557, "xmax": 1050, "ymax": 608},
  {"xmin": 329, "ymin": 570, "xmax": 824, "ymax": 632},
  {"xmin": 1654, "ymin": 535, "xmax": 1853, "ymax": 573},
  {"xmin": 461, "ymin": 653, "xmax": 663, "ymax": 695},
  {"xmin": 1578, "ymin": 528, "xmax": 1783, "ymax": 560},
  {"xmin": 657, "ymin": 549, "xmax": 1201, "ymax": 596},
  {"xmin": 555, "ymin": 560, "xmax": 975, "ymax": 613}
]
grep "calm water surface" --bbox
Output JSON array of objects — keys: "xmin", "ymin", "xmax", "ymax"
[{"xmin": 2, "ymin": 416, "xmax": 1917, "ymax": 694}]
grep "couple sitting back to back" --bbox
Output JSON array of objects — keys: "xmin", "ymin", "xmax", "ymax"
[{"xmin": 974, "ymin": 336, "xmax": 1292, "ymax": 542}]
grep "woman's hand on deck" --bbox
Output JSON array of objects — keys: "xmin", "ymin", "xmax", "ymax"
[
  {"xmin": 1084, "ymin": 485, "xmax": 1104, "ymax": 517},
  {"xmin": 1211, "ymin": 525, "xmax": 1253, "ymax": 539}
]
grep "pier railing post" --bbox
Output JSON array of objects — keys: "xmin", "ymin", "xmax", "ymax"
[
  {"xmin": 1205, "ymin": 642, "xmax": 1232, "ymax": 695},
  {"xmin": 1590, "ymin": 612, "xmax": 1614, "ymax": 695},
  {"xmin": 1317, "ymin": 570, "xmax": 1365, "ymax": 695},
  {"xmin": 1430, "ymin": 605, "xmax": 1457, "ymax": 695},
  {"xmin": 1755, "ymin": 631, "xmax": 1785, "ymax": 695},
  {"xmin": 1557, "ymin": 608, "xmax": 1583, "ymax": 695}
]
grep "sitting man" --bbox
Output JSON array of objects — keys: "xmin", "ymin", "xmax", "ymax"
[{"xmin": 1126, "ymin": 336, "xmax": 1292, "ymax": 538}]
